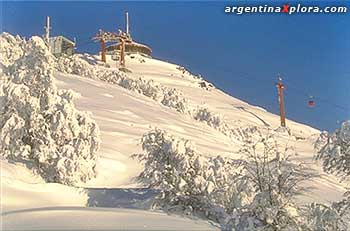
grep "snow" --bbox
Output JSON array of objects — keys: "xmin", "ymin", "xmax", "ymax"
[
  {"xmin": 0, "ymin": 32, "xmax": 25, "ymax": 68},
  {"xmin": 2, "ymin": 207, "xmax": 218, "ymax": 230},
  {"xmin": 0, "ymin": 33, "xmax": 348, "ymax": 229},
  {"xmin": 2, "ymin": 161, "xmax": 87, "ymax": 212}
]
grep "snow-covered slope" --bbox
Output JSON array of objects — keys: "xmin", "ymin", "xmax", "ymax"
[
  {"xmin": 55, "ymin": 54, "xmax": 343, "ymax": 193},
  {"xmin": 1, "ymin": 36, "xmax": 347, "ymax": 230}
]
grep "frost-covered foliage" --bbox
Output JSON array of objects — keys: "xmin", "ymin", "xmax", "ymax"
[
  {"xmin": 56, "ymin": 54, "xmax": 99, "ymax": 78},
  {"xmin": 314, "ymin": 131, "xmax": 329, "ymax": 151},
  {"xmin": 194, "ymin": 108, "xmax": 225, "ymax": 130},
  {"xmin": 316, "ymin": 121, "xmax": 350, "ymax": 177},
  {"xmin": 233, "ymin": 136, "xmax": 312, "ymax": 230},
  {"xmin": 161, "ymin": 88, "xmax": 188, "ymax": 113},
  {"xmin": 0, "ymin": 33, "xmax": 100, "ymax": 185},
  {"xmin": 133, "ymin": 129, "xmax": 250, "ymax": 224},
  {"xmin": 134, "ymin": 129, "xmax": 331, "ymax": 230},
  {"xmin": 193, "ymin": 107, "xmax": 259, "ymax": 142},
  {"xmin": 314, "ymin": 121, "xmax": 350, "ymax": 229},
  {"xmin": 0, "ymin": 32, "xmax": 26, "ymax": 68},
  {"xmin": 302, "ymin": 202, "xmax": 348, "ymax": 231}
]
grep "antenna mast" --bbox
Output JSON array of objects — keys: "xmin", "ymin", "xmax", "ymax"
[
  {"xmin": 44, "ymin": 16, "xmax": 51, "ymax": 51},
  {"xmin": 126, "ymin": 12, "xmax": 130, "ymax": 37}
]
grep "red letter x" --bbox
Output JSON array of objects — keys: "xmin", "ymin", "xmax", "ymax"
[{"xmin": 282, "ymin": 4, "xmax": 289, "ymax": 13}]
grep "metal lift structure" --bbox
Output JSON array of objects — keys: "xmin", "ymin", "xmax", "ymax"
[{"xmin": 93, "ymin": 29, "xmax": 130, "ymax": 67}]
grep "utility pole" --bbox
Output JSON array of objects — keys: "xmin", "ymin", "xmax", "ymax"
[
  {"xmin": 126, "ymin": 12, "xmax": 130, "ymax": 37},
  {"xmin": 276, "ymin": 75, "xmax": 286, "ymax": 127},
  {"xmin": 44, "ymin": 16, "xmax": 51, "ymax": 51}
]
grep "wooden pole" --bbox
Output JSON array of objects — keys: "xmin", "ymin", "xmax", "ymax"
[
  {"xmin": 120, "ymin": 39, "xmax": 125, "ymax": 67},
  {"xmin": 276, "ymin": 77, "xmax": 286, "ymax": 127},
  {"xmin": 100, "ymin": 39, "xmax": 106, "ymax": 63}
]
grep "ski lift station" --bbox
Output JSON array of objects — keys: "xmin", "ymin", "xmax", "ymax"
[
  {"xmin": 49, "ymin": 36, "xmax": 75, "ymax": 57},
  {"xmin": 106, "ymin": 40, "xmax": 152, "ymax": 57}
]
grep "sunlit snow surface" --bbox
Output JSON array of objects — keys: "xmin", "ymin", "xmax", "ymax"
[{"xmin": 1, "ymin": 53, "xmax": 346, "ymax": 230}]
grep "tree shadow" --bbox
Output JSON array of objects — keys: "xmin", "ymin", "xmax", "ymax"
[
  {"xmin": 85, "ymin": 187, "xmax": 159, "ymax": 210},
  {"xmin": 79, "ymin": 53, "xmax": 99, "ymax": 65}
]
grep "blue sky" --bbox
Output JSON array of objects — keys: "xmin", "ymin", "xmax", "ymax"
[{"xmin": 1, "ymin": 1, "xmax": 349, "ymax": 131}]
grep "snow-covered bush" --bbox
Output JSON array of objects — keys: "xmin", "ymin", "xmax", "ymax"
[
  {"xmin": 161, "ymin": 88, "xmax": 188, "ymax": 113},
  {"xmin": 133, "ymin": 129, "xmax": 249, "ymax": 224},
  {"xmin": 0, "ymin": 32, "xmax": 26, "ymax": 68},
  {"xmin": 231, "ymin": 135, "xmax": 311, "ymax": 230},
  {"xmin": 56, "ymin": 54, "xmax": 98, "ymax": 78},
  {"xmin": 120, "ymin": 77, "xmax": 163, "ymax": 102},
  {"xmin": 193, "ymin": 107, "xmax": 259, "ymax": 142},
  {"xmin": 234, "ymin": 133, "xmax": 349, "ymax": 230},
  {"xmin": 193, "ymin": 108, "xmax": 224, "ymax": 129},
  {"xmin": 316, "ymin": 121, "xmax": 350, "ymax": 177},
  {"xmin": 0, "ymin": 33, "xmax": 100, "ymax": 185},
  {"xmin": 314, "ymin": 121, "xmax": 350, "ymax": 229},
  {"xmin": 302, "ymin": 202, "xmax": 348, "ymax": 231},
  {"xmin": 314, "ymin": 131, "xmax": 329, "ymax": 151},
  {"xmin": 133, "ymin": 128, "xmax": 210, "ymax": 216}
]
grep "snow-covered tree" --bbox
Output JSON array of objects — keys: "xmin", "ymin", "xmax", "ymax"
[
  {"xmin": 193, "ymin": 107, "xmax": 259, "ymax": 142},
  {"xmin": 314, "ymin": 131, "xmax": 329, "ymax": 152},
  {"xmin": 0, "ymin": 32, "xmax": 26, "ymax": 68},
  {"xmin": 161, "ymin": 88, "xmax": 188, "ymax": 113},
  {"xmin": 193, "ymin": 108, "xmax": 224, "ymax": 129},
  {"xmin": 56, "ymin": 54, "xmax": 99, "ymax": 78},
  {"xmin": 133, "ymin": 128, "xmax": 211, "ymax": 217},
  {"xmin": 232, "ymin": 135, "xmax": 311, "ymax": 230},
  {"xmin": 0, "ymin": 33, "xmax": 100, "ymax": 185},
  {"xmin": 133, "ymin": 129, "xmax": 248, "ymax": 223},
  {"xmin": 316, "ymin": 121, "xmax": 350, "ymax": 177},
  {"xmin": 301, "ymin": 202, "xmax": 348, "ymax": 231},
  {"xmin": 314, "ymin": 121, "xmax": 350, "ymax": 229}
]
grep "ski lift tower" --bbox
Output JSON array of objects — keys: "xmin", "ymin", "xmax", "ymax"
[
  {"xmin": 93, "ymin": 29, "xmax": 130, "ymax": 67},
  {"xmin": 94, "ymin": 12, "xmax": 152, "ymax": 66},
  {"xmin": 105, "ymin": 12, "xmax": 152, "ymax": 57},
  {"xmin": 276, "ymin": 75, "xmax": 286, "ymax": 127}
]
